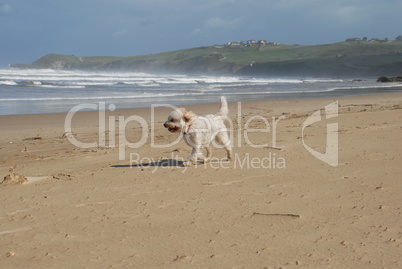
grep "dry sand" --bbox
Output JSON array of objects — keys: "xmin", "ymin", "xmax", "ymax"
[{"xmin": 0, "ymin": 93, "xmax": 401, "ymax": 268}]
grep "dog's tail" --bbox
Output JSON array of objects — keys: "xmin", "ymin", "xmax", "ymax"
[{"xmin": 217, "ymin": 96, "xmax": 229, "ymax": 117}]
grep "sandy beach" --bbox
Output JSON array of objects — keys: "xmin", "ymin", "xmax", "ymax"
[{"xmin": 1, "ymin": 93, "xmax": 401, "ymax": 268}]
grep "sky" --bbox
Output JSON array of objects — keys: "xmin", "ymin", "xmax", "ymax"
[{"xmin": 1, "ymin": 0, "xmax": 401, "ymax": 67}]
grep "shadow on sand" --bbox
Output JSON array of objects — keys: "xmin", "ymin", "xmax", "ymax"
[{"xmin": 111, "ymin": 159, "xmax": 185, "ymax": 168}]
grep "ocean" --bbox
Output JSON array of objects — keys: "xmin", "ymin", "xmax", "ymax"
[{"xmin": 1, "ymin": 68, "xmax": 402, "ymax": 116}]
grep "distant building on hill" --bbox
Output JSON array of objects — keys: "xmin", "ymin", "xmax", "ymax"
[
  {"xmin": 245, "ymin": 40, "xmax": 256, "ymax": 46},
  {"xmin": 370, "ymin": 37, "xmax": 389, "ymax": 42},
  {"xmin": 345, "ymin": 38, "xmax": 361, "ymax": 42},
  {"xmin": 226, "ymin": 39, "xmax": 274, "ymax": 47},
  {"xmin": 226, "ymin": 41, "xmax": 242, "ymax": 47}
]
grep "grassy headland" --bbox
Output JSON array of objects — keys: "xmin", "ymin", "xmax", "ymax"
[{"xmin": 12, "ymin": 41, "xmax": 402, "ymax": 77}]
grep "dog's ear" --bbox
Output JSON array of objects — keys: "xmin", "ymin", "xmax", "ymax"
[
  {"xmin": 183, "ymin": 111, "xmax": 195, "ymax": 123},
  {"xmin": 177, "ymin": 107, "xmax": 186, "ymax": 117}
]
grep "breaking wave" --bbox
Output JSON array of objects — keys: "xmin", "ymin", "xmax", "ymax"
[{"xmin": 1, "ymin": 68, "xmax": 402, "ymax": 115}]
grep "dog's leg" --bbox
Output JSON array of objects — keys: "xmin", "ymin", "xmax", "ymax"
[
  {"xmin": 205, "ymin": 146, "xmax": 212, "ymax": 160},
  {"xmin": 196, "ymin": 150, "xmax": 209, "ymax": 163},
  {"xmin": 222, "ymin": 142, "xmax": 233, "ymax": 161},
  {"xmin": 183, "ymin": 147, "xmax": 200, "ymax": 166},
  {"xmin": 226, "ymin": 147, "xmax": 233, "ymax": 161},
  {"xmin": 215, "ymin": 132, "xmax": 232, "ymax": 161},
  {"xmin": 198, "ymin": 146, "xmax": 211, "ymax": 163}
]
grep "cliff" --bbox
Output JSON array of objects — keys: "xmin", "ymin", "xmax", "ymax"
[{"xmin": 12, "ymin": 41, "xmax": 402, "ymax": 77}]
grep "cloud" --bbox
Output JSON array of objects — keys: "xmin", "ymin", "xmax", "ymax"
[
  {"xmin": 191, "ymin": 16, "xmax": 244, "ymax": 37},
  {"xmin": 205, "ymin": 17, "xmax": 229, "ymax": 28},
  {"xmin": 112, "ymin": 29, "xmax": 128, "ymax": 38},
  {"xmin": 0, "ymin": 4, "xmax": 13, "ymax": 14},
  {"xmin": 272, "ymin": 0, "xmax": 324, "ymax": 9},
  {"xmin": 330, "ymin": 5, "xmax": 362, "ymax": 23},
  {"xmin": 204, "ymin": 16, "xmax": 243, "ymax": 29}
]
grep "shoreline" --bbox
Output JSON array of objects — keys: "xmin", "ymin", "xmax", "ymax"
[
  {"xmin": 1, "ymin": 92, "xmax": 401, "ymax": 129},
  {"xmin": 1, "ymin": 92, "xmax": 401, "ymax": 268},
  {"xmin": 1, "ymin": 86, "xmax": 402, "ymax": 117}
]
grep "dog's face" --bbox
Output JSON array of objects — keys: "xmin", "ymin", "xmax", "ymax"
[
  {"xmin": 163, "ymin": 109, "xmax": 184, "ymax": 133},
  {"xmin": 163, "ymin": 108, "xmax": 195, "ymax": 133}
]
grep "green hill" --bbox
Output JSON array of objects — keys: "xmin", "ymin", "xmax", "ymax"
[{"xmin": 13, "ymin": 41, "xmax": 402, "ymax": 77}]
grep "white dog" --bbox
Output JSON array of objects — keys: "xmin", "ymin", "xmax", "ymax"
[{"xmin": 163, "ymin": 96, "xmax": 233, "ymax": 166}]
